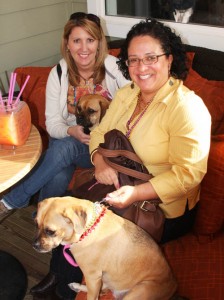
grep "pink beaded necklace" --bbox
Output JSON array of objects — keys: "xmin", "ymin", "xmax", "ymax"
[{"xmin": 126, "ymin": 94, "xmax": 154, "ymax": 139}]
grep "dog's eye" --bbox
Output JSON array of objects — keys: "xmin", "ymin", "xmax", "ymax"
[
  {"xmin": 88, "ymin": 108, "xmax": 96, "ymax": 114},
  {"xmin": 44, "ymin": 228, "xmax": 56, "ymax": 236}
]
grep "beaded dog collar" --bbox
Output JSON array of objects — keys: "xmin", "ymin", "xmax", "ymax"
[
  {"xmin": 63, "ymin": 203, "xmax": 107, "ymax": 267},
  {"xmin": 79, "ymin": 202, "xmax": 107, "ymax": 242}
]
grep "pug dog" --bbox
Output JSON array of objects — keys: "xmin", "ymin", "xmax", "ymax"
[
  {"xmin": 75, "ymin": 94, "xmax": 110, "ymax": 134},
  {"xmin": 33, "ymin": 197, "xmax": 178, "ymax": 300}
]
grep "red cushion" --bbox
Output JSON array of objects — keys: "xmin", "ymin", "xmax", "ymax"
[
  {"xmin": 163, "ymin": 233, "xmax": 224, "ymax": 300},
  {"xmin": 108, "ymin": 48, "xmax": 120, "ymax": 57},
  {"xmin": 186, "ymin": 52, "xmax": 195, "ymax": 68},
  {"xmin": 184, "ymin": 68, "xmax": 224, "ymax": 135},
  {"xmin": 76, "ymin": 233, "xmax": 224, "ymax": 300},
  {"xmin": 14, "ymin": 66, "xmax": 53, "ymax": 150},
  {"xmin": 194, "ymin": 135, "xmax": 224, "ymax": 238}
]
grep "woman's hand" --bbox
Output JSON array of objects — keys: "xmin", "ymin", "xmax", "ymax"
[
  {"xmin": 67, "ymin": 125, "xmax": 90, "ymax": 145},
  {"xmin": 105, "ymin": 182, "xmax": 159, "ymax": 209},
  {"xmin": 105, "ymin": 186, "xmax": 137, "ymax": 208},
  {"xmin": 93, "ymin": 152, "xmax": 119, "ymax": 189}
]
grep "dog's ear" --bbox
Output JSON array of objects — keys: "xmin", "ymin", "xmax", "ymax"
[
  {"xmin": 36, "ymin": 198, "xmax": 56, "ymax": 223},
  {"xmin": 37, "ymin": 197, "xmax": 55, "ymax": 210},
  {"xmin": 99, "ymin": 99, "xmax": 110, "ymax": 121},
  {"xmin": 62, "ymin": 207, "xmax": 87, "ymax": 235}
]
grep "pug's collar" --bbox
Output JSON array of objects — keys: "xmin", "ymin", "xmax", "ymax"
[
  {"xmin": 79, "ymin": 203, "xmax": 107, "ymax": 242},
  {"xmin": 63, "ymin": 203, "xmax": 107, "ymax": 267}
]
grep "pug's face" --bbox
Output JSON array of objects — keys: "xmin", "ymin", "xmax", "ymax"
[
  {"xmin": 33, "ymin": 197, "xmax": 88, "ymax": 253},
  {"xmin": 75, "ymin": 94, "xmax": 110, "ymax": 134}
]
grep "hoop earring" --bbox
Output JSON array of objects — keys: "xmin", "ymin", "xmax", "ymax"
[{"xmin": 131, "ymin": 82, "xmax": 134, "ymax": 89}]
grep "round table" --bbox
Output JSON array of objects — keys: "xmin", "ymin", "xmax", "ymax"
[{"xmin": 0, "ymin": 125, "xmax": 42, "ymax": 193}]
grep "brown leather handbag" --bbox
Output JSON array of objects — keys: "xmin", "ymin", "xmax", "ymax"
[{"xmin": 72, "ymin": 129, "xmax": 165, "ymax": 242}]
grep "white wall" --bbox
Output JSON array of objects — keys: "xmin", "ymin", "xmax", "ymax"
[{"xmin": 0, "ymin": 0, "xmax": 87, "ymax": 94}]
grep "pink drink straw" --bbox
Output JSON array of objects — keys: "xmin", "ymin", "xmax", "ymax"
[
  {"xmin": 9, "ymin": 73, "xmax": 17, "ymax": 105},
  {"xmin": 8, "ymin": 72, "xmax": 14, "ymax": 105},
  {"xmin": 0, "ymin": 90, "xmax": 4, "ymax": 108},
  {"xmin": 14, "ymin": 75, "xmax": 30, "ymax": 105}
]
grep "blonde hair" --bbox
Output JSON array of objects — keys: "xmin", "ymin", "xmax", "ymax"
[{"xmin": 61, "ymin": 18, "xmax": 108, "ymax": 86}]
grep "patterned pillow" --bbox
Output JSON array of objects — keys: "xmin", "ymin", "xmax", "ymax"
[
  {"xmin": 108, "ymin": 48, "xmax": 120, "ymax": 57},
  {"xmin": 163, "ymin": 233, "xmax": 224, "ymax": 300},
  {"xmin": 194, "ymin": 135, "xmax": 224, "ymax": 239},
  {"xmin": 15, "ymin": 66, "xmax": 52, "ymax": 150},
  {"xmin": 184, "ymin": 68, "xmax": 224, "ymax": 135}
]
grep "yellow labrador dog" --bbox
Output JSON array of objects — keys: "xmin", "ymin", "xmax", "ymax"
[
  {"xmin": 75, "ymin": 94, "xmax": 110, "ymax": 134},
  {"xmin": 33, "ymin": 197, "xmax": 177, "ymax": 300}
]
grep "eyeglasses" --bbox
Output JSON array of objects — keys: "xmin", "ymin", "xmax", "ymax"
[
  {"xmin": 69, "ymin": 12, "xmax": 100, "ymax": 27},
  {"xmin": 125, "ymin": 53, "xmax": 168, "ymax": 67}
]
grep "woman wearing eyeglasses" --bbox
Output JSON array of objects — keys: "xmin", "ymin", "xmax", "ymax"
[
  {"xmin": 0, "ymin": 12, "xmax": 129, "ymax": 299},
  {"xmin": 91, "ymin": 19, "xmax": 211, "ymax": 242}
]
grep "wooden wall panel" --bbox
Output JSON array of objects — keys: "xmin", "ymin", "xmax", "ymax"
[
  {"xmin": 71, "ymin": 0, "xmax": 87, "ymax": 13},
  {"xmin": 0, "ymin": 30, "xmax": 62, "ymax": 70},
  {"xmin": 0, "ymin": 0, "xmax": 64, "ymax": 14},
  {"xmin": 0, "ymin": 4, "xmax": 67, "ymax": 44},
  {"xmin": 0, "ymin": 0, "xmax": 88, "ymax": 93}
]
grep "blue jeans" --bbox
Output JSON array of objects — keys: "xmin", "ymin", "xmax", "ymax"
[{"xmin": 3, "ymin": 136, "xmax": 92, "ymax": 208}]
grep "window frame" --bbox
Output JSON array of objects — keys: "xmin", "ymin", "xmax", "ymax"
[{"xmin": 87, "ymin": 0, "xmax": 224, "ymax": 52}]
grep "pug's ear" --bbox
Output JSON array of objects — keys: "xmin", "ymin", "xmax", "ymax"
[
  {"xmin": 99, "ymin": 99, "xmax": 110, "ymax": 121},
  {"xmin": 36, "ymin": 197, "xmax": 56, "ymax": 223},
  {"xmin": 62, "ymin": 207, "xmax": 87, "ymax": 234}
]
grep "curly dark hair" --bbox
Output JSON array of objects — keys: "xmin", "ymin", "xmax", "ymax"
[{"xmin": 117, "ymin": 18, "xmax": 188, "ymax": 80}]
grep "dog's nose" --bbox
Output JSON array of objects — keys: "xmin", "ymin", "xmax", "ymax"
[
  {"xmin": 77, "ymin": 115, "xmax": 84, "ymax": 122},
  {"xmin": 32, "ymin": 238, "xmax": 41, "ymax": 251}
]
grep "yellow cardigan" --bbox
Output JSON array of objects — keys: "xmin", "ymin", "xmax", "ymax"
[{"xmin": 89, "ymin": 78, "xmax": 211, "ymax": 218}]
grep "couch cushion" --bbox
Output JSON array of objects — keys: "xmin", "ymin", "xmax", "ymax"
[
  {"xmin": 194, "ymin": 135, "xmax": 224, "ymax": 238},
  {"xmin": 108, "ymin": 48, "xmax": 120, "ymax": 57},
  {"xmin": 186, "ymin": 52, "xmax": 195, "ymax": 68},
  {"xmin": 185, "ymin": 45, "xmax": 224, "ymax": 81},
  {"xmin": 184, "ymin": 68, "xmax": 224, "ymax": 135},
  {"xmin": 15, "ymin": 66, "xmax": 53, "ymax": 150},
  {"xmin": 76, "ymin": 233, "xmax": 224, "ymax": 300},
  {"xmin": 163, "ymin": 233, "xmax": 224, "ymax": 300}
]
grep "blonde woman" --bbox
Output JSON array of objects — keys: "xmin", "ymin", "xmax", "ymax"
[{"xmin": 1, "ymin": 12, "xmax": 129, "ymax": 300}]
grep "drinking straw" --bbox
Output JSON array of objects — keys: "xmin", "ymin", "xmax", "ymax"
[
  {"xmin": 14, "ymin": 75, "xmax": 30, "ymax": 105},
  {"xmin": 0, "ymin": 77, "xmax": 6, "ymax": 95},
  {"xmin": 9, "ymin": 73, "xmax": 17, "ymax": 105},
  {"xmin": 7, "ymin": 72, "xmax": 14, "ymax": 105},
  {"xmin": 0, "ymin": 90, "xmax": 4, "ymax": 108}
]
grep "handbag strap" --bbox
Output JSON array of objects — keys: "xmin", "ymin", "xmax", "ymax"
[
  {"xmin": 98, "ymin": 147, "xmax": 143, "ymax": 164},
  {"xmin": 97, "ymin": 134, "xmax": 152, "ymax": 182},
  {"xmin": 103, "ymin": 156, "xmax": 152, "ymax": 182}
]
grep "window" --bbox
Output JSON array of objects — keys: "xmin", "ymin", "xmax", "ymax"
[
  {"xmin": 87, "ymin": 0, "xmax": 224, "ymax": 51},
  {"xmin": 105, "ymin": 0, "xmax": 224, "ymax": 27}
]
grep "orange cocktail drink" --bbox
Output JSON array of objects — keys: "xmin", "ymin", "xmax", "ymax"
[{"xmin": 0, "ymin": 98, "xmax": 31, "ymax": 146}]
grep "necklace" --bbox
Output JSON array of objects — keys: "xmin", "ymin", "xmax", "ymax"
[
  {"xmin": 79, "ymin": 73, "xmax": 94, "ymax": 85},
  {"xmin": 126, "ymin": 94, "xmax": 154, "ymax": 139}
]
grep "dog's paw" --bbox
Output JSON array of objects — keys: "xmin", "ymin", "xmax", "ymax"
[{"xmin": 68, "ymin": 282, "xmax": 87, "ymax": 293}]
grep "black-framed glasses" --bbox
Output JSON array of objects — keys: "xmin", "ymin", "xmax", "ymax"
[
  {"xmin": 125, "ymin": 53, "xmax": 168, "ymax": 67},
  {"xmin": 69, "ymin": 12, "xmax": 100, "ymax": 27}
]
